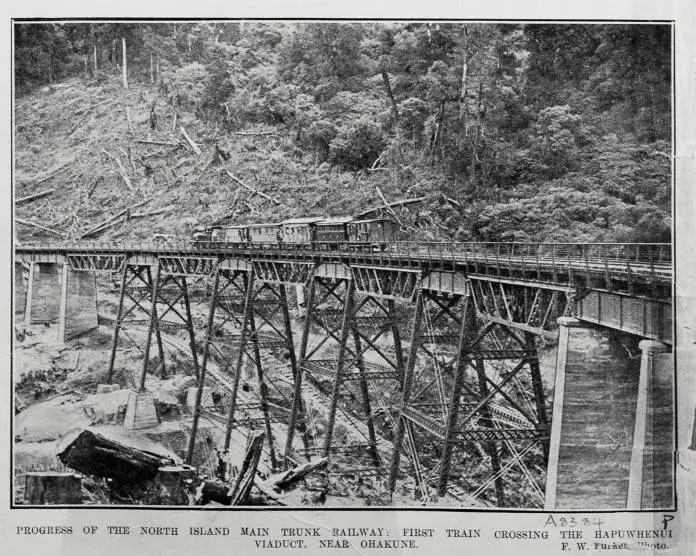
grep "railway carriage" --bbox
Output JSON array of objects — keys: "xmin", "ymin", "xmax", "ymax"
[
  {"xmin": 313, "ymin": 216, "xmax": 353, "ymax": 248},
  {"xmin": 248, "ymin": 223, "xmax": 282, "ymax": 244},
  {"xmin": 347, "ymin": 217, "xmax": 396, "ymax": 250},
  {"xmin": 281, "ymin": 217, "xmax": 323, "ymax": 247},
  {"xmin": 193, "ymin": 215, "xmax": 396, "ymax": 250},
  {"xmin": 224, "ymin": 225, "xmax": 250, "ymax": 244}
]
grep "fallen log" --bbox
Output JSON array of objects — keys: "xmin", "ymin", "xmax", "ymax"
[
  {"xmin": 73, "ymin": 97, "xmax": 115, "ymax": 117},
  {"xmin": 134, "ymin": 139, "xmax": 179, "ymax": 146},
  {"xmin": 57, "ymin": 429, "xmax": 175, "ymax": 485},
  {"xmin": 224, "ymin": 170, "xmax": 280, "ymax": 205},
  {"xmin": 27, "ymin": 158, "xmax": 73, "ymax": 186},
  {"xmin": 16, "ymin": 218, "xmax": 65, "ymax": 236},
  {"xmin": 440, "ymin": 192, "xmax": 461, "ymax": 208},
  {"xmin": 232, "ymin": 131, "xmax": 281, "ymax": 137},
  {"xmin": 254, "ymin": 478, "xmax": 288, "ymax": 505},
  {"xmin": 258, "ymin": 457, "xmax": 328, "ymax": 491},
  {"xmin": 86, "ymin": 171, "xmax": 105, "ymax": 197},
  {"xmin": 229, "ymin": 431, "xmax": 265, "ymax": 505},
  {"xmin": 130, "ymin": 208, "xmax": 168, "ymax": 218},
  {"xmin": 356, "ymin": 195, "xmax": 427, "ymax": 219},
  {"xmin": 180, "ymin": 125, "xmax": 202, "ymax": 155},
  {"xmin": 79, "ymin": 198, "xmax": 150, "ymax": 238},
  {"xmin": 375, "ymin": 186, "xmax": 403, "ymax": 226},
  {"xmin": 16, "ymin": 188, "xmax": 54, "ymax": 205}
]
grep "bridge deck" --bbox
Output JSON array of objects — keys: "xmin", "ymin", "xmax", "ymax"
[{"xmin": 15, "ymin": 241, "xmax": 672, "ymax": 288}]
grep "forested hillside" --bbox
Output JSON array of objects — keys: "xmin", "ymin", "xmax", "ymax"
[{"xmin": 14, "ymin": 22, "xmax": 672, "ymax": 243}]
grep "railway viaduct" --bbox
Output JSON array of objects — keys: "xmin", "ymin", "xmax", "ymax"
[{"xmin": 14, "ymin": 241, "xmax": 674, "ymax": 510}]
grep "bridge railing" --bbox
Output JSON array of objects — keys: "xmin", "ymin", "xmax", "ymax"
[
  {"xmin": 15, "ymin": 241, "xmax": 672, "ymax": 282},
  {"xmin": 15, "ymin": 240, "xmax": 672, "ymax": 261}
]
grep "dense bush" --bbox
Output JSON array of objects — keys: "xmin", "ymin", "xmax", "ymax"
[{"xmin": 328, "ymin": 117, "xmax": 386, "ymax": 170}]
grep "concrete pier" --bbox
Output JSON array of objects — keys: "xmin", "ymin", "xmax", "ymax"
[
  {"xmin": 25, "ymin": 262, "xmax": 61, "ymax": 325},
  {"xmin": 627, "ymin": 339, "xmax": 673, "ymax": 509},
  {"xmin": 545, "ymin": 317, "xmax": 653, "ymax": 510},
  {"xmin": 58, "ymin": 267, "xmax": 99, "ymax": 342},
  {"xmin": 124, "ymin": 390, "xmax": 160, "ymax": 430},
  {"xmin": 22, "ymin": 262, "xmax": 98, "ymax": 343},
  {"xmin": 14, "ymin": 262, "xmax": 28, "ymax": 318}
]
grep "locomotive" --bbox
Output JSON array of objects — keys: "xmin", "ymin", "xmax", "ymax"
[{"xmin": 193, "ymin": 215, "xmax": 396, "ymax": 250}]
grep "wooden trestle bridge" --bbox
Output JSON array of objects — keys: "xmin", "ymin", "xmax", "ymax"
[{"xmin": 14, "ymin": 241, "xmax": 673, "ymax": 508}]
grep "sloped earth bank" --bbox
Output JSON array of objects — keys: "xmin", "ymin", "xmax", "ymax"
[{"xmin": 14, "ymin": 76, "xmax": 438, "ymax": 247}]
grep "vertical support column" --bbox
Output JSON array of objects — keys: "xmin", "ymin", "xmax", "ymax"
[
  {"xmin": 107, "ymin": 264, "xmax": 129, "ymax": 383},
  {"xmin": 138, "ymin": 264, "xmax": 161, "ymax": 392},
  {"xmin": 323, "ymin": 279, "xmax": 355, "ymax": 457},
  {"xmin": 474, "ymin": 358, "xmax": 506, "ymax": 506},
  {"xmin": 387, "ymin": 299, "xmax": 405, "ymax": 383},
  {"xmin": 125, "ymin": 262, "xmax": 161, "ymax": 431},
  {"xmin": 187, "ymin": 269, "xmax": 220, "ymax": 464},
  {"xmin": 224, "ymin": 270, "xmax": 254, "ymax": 451},
  {"xmin": 437, "ymin": 295, "xmax": 471, "ymax": 497},
  {"xmin": 148, "ymin": 266, "xmax": 166, "ymax": 379},
  {"xmin": 352, "ymin": 327, "xmax": 381, "ymax": 467},
  {"xmin": 296, "ymin": 284, "xmax": 306, "ymax": 318},
  {"xmin": 544, "ymin": 316, "xmax": 581, "ymax": 510},
  {"xmin": 180, "ymin": 276, "xmax": 200, "ymax": 381},
  {"xmin": 627, "ymin": 339, "xmax": 668, "ymax": 509},
  {"xmin": 388, "ymin": 289, "xmax": 425, "ymax": 493},
  {"xmin": 248, "ymin": 306, "xmax": 278, "ymax": 470},
  {"xmin": 285, "ymin": 277, "xmax": 317, "ymax": 462},
  {"xmin": 277, "ymin": 282, "xmax": 311, "ymax": 460},
  {"xmin": 526, "ymin": 331, "xmax": 550, "ymax": 462}
]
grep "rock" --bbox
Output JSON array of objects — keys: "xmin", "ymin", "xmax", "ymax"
[{"xmin": 96, "ymin": 383, "xmax": 120, "ymax": 394}]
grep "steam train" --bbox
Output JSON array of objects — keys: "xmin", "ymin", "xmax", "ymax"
[{"xmin": 193, "ymin": 215, "xmax": 396, "ymax": 250}]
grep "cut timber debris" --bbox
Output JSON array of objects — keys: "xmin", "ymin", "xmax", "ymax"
[
  {"xmin": 134, "ymin": 139, "xmax": 179, "ymax": 147},
  {"xmin": 258, "ymin": 457, "xmax": 328, "ymax": 492},
  {"xmin": 232, "ymin": 131, "xmax": 281, "ymax": 137},
  {"xmin": 440, "ymin": 193, "xmax": 461, "ymax": 208},
  {"xmin": 224, "ymin": 170, "xmax": 280, "ymax": 205},
  {"xmin": 101, "ymin": 149, "xmax": 133, "ymax": 191},
  {"xmin": 86, "ymin": 171, "xmax": 105, "ymax": 197},
  {"xmin": 79, "ymin": 198, "xmax": 150, "ymax": 238},
  {"xmin": 16, "ymin": 218, "xmax": 65, "ymax": 236},
  {"xmin": 229, "ymin": 431, "xmax": 265, "ymax": 505},
  {"xmin": 130, "ymin": 208, "xmax": 168, "ymax": 219},
  {"xmin": 195, "ymin": 479, "xmax": 231, "ymax": 505},
  {"xmin": 16, "ymin": 188, "xmax": 54, "ymax": 205},
  {"xmin": 179, "ymin": 125, "xmax": 201, "ymax": 155},
  {"xmin": 375, "ymin": 186, "xmax": 403, "ymax": 226},
  {"xmin": 57, "ymin": 429, "xmax": 175, "ymax": 485},
  {"xmin": 73, "ymin": 97, "xmax": 115, "ymax": 117},
  {"xmin": 25, "ymin": 158, "xmax": 74, "ymax": 186},
  {"xmin": 356, "ymin": 195, "xmax": 427, "ymax": 219}
]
